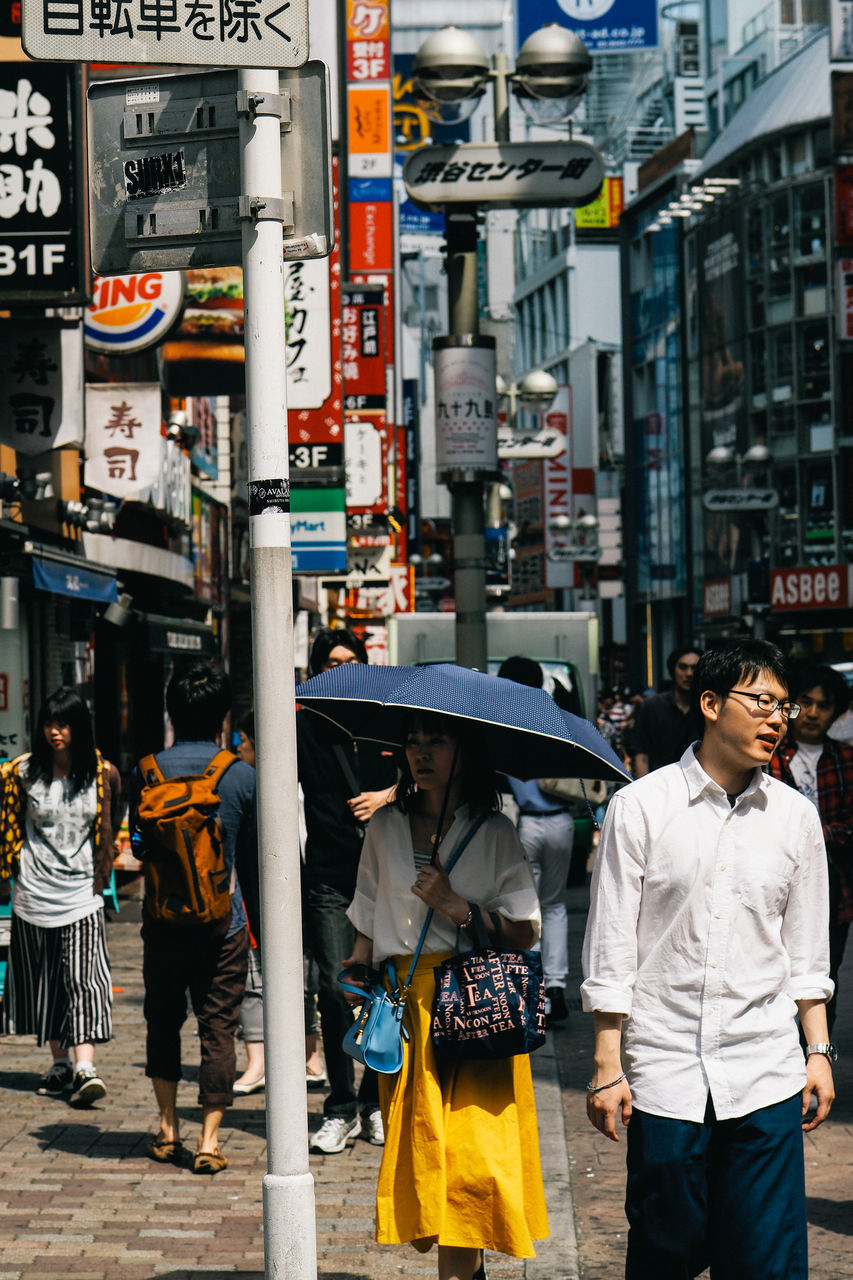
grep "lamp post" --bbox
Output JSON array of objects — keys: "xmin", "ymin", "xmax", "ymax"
[{"xmin": 407, "ymin": 25, "xmax": 596, "ymax": 669}]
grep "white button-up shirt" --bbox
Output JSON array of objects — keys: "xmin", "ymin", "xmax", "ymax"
[{"xmin": 581, "ymin": 746, "xmax": 833, "ymax": 1122}]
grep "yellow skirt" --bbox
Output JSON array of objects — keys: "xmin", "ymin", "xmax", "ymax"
[{"xmin": 376, "ymin": 951, "xmax": 549, "ymax": 1258}]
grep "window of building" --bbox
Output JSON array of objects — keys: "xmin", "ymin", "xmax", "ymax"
[
  {"xmin": 770, "ymin": 327, "xmax": 794, "ymax": 402},
  {"xmin": 794, "ymin": 183, "xmax": 826, "ymax": 259},
  {"xmin": 767, "ymin": 193, "xmax": 791, "ymax": 270},
  {"xmin": 750, "ymin": 332, "xmax": 767, "ymax": 405},
  {"xmin": 796, "ymin": 262, "xmax": 827, "ymax": 316},
  {"xmin": 798, "ymin": 321, "xmax": 831, "ymax": 400},
  {"xmin": 767, "ymin": 270, "xmax": 793, "ymax": 323}
]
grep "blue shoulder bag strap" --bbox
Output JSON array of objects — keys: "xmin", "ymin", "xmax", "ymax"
[{"xmin": 396, "ymin": 811, "xmax": 489, "ymax": 995}]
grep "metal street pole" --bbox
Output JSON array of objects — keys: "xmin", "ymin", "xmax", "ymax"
[
  {"xmin": 446, "ymin": 207, "xmax": 488, "ymax": 671},
  {"xmin": 238, "ymin": 66, "xmax": 317, "ymax": 1280}
]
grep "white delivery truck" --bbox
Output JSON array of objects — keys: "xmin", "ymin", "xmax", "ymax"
[{"xmin": 387, "ymin": 612, "xmax": 600, "ymax": 722}]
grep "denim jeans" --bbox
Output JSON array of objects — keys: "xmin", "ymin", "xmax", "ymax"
[{"xmin": 302, "ymin": 881, "xmax": 378, "ymax": 1119}]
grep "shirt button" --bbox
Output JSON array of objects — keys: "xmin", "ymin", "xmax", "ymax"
[
  {"xmin": 715, "ymin": 912, "xmax": 721, "ymax": 919},
  {"xmin": 711, "ymin": 961, "xmax": 718, "ymax": 968},
  {"xmin": 719, "ymin": 864, "xmax": 726, "ymax": 871}
]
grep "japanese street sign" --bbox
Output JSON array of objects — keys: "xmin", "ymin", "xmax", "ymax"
[
  {"xmin": 403, "ymin": 140, "xmax": 604, "ymax": 211},
  {"xmin": 0, "ymin": 64, "xmax": 87, "ymax": 303},
  {"xmin": 22, "ymin": 0, "xmax": 308, "ymax": 67},
  {"xmin": 84, "ymin": 382, "xmax": 162, "ymax": 498},
  {"xmin": 547, "ymin": 545, "xmax": 600, "ymax": 563},
  {"xmin": 703, "ymin": 488, "xmax": 779, "ymax": 511},
  {"xmin": 498, "ymin": 427, "xmax": 565, "ymax": 459},
  {"xmin": 0, "ymin": 318, "xmax": 84, "ymax": 451},
  {"xmin": 87, "ymin": 63, "xmax": 332, "ymax": 274},
  {"xmin": 433, "ymin": 336, "xmax": 497, "ymax": 477}
]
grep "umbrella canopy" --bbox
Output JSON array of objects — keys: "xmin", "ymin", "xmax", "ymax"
[{"xmin": 296, "ymin": 663, "xmax": 630, "ymax": 783}]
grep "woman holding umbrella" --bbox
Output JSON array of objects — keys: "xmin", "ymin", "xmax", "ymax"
[{"xmin": 342, "ymin": 710, "xmax": 548, "ymax": 1280}]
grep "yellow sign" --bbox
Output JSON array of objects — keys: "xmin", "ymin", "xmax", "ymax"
[{"xmin": 574, "ymin": 177, "xmax": 624, "ymax": 229}]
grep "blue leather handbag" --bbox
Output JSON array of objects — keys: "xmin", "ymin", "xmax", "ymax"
[{"xmin": 339, "ymin": 960, "xmax": 408, "ymax": 1074}]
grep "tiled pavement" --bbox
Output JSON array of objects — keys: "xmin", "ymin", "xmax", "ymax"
[{"xmin": 0, "ymin": 878, "xmax": 849, "ymax": 1279}]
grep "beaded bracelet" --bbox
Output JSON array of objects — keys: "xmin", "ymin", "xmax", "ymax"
[{"xmin": 586, "ymin": 1072, "xmax": 627, "ymax": 1094}]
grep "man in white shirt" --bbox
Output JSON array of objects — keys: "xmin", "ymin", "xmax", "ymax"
[{"xmin": 581, "ymin": 639, "xmax": 835, "ymax": 1279}]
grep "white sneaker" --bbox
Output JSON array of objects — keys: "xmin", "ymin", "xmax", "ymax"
[
  {"xmin": 362, "ymin": 1108, "xmax": 385, "ymax": 1146},
  {"xmin": 310, "ymin": 1114, "xmax": 362, "ymax": 1153}
]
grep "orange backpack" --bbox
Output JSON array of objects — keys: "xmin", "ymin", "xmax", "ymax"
[{"xmin": 135, "ymin": 749, "xmax": 235, "ymax": 927}]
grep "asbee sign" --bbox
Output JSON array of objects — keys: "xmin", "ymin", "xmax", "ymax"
[
  {"xmin": 770, "ymin": 565, "xmax": 850, "ymax": 611},
  {"xmin": 85, "ymin": 271, "xmax": 185, "ymax": 353},
  {"xmin": 403, "ymin": 141, "xmax": 604, "ymax": 211}
]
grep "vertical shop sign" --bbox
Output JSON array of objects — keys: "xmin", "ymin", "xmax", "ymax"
[
  {"xmin": 347, "ymin": 0, "xmax": 393, "ymax": 273},
  {"xmin": 543, "ymin": 387, "xmax": 574, "ymax": 590},
  {"xmin": 0, "ymin": 318, "xmax": 83, "ymax": 452},
  {"xmin": 0, "ymin": 65, "xmax": 86, "ymax": 302},
  {"xmin": 288, "ymin": 158, "xmax": 343, "ymax": 465},
  {"xmin": 286, "ymin": 257, "xmax": 333, "ymax": 409},
  {"xmin": 84, "ymin": 382, "xmax": 162, "ymax": 498},
  {"xmin": 342, "ymin": 283, "xmax": 386, "ymax": 411}
]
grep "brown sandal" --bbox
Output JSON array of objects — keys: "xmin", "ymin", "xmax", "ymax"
[
  {"xmin": 147, "ymin": 1134, "xmax": 182, "ymax": 1163},
  {"xmin": 193, "ymin": 1147, "xmax": 227, "ymax": 1175}
]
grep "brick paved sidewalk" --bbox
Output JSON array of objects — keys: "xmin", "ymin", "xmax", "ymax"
[
  {"xmin": 559, "ymin": 883, "xmax": 853, "ymax": 1280},
  {"xmin": 0, "ymin": 884, "xmax": 579, "ymax": 1280}
]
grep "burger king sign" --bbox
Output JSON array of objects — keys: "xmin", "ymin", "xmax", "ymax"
[{"xmin": 84, "ymin": 272, "xmax": 185, "ymax": 354}]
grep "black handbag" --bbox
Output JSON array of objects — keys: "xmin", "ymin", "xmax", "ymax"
[{"xmin": 431, "ymin": 907, "xmax": 547, "ymax": 1062}]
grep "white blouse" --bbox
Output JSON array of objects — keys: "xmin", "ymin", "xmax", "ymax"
[{"xmin": 348, "ymin": 803, "xmax": 541, "ymax": 963}]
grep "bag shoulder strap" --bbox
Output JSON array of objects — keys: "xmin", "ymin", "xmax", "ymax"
[
  {"xmin": 203, "ymin": 749, "xmax": 237, "ymax": 790},
  {"xmin": 402, "ymin": 811, "xmax": 489, "ymax": 990},
  {"xmin": 332, "ymin": 742, "xmax": 360, "ymax": 797},
  {"xmin": 139, "ymin": 754, "xmax": 164, "ymax": 788}
]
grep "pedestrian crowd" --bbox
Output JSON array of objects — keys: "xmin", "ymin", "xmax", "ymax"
[{"xmin": 0, "ymin": 631, "xmax": 846, "ymax": 1280}]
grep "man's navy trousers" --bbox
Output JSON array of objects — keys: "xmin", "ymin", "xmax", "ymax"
[{"xmin": 625, "ymin": 1092, "xmax": 807, "ymax": 1279}]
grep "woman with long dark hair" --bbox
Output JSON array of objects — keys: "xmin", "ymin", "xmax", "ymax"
[
  {"xmin": 0, "ymin": 688, "xmax": 121, "ymax": 1106},
  {"xmin": 343, "ymin": 711, "xmax": 548, "ymax": 1280}
]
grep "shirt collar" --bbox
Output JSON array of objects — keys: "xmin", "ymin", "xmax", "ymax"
[{"xmin": 681, "ymin": 743, "xmax": 771, "ymax": 809}]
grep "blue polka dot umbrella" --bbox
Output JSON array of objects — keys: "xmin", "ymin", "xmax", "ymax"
[{"xmin": 296, "ymin": 662, "xmax": 629, "ymax": 783}]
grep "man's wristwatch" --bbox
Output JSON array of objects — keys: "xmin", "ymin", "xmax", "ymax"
[{"xmin": 805, "ymin": 1043, "xmax": 838, "ymax": 1064}]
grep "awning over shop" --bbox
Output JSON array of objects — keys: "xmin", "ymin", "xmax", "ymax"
[
  {"xmin": 144, "ymin": 613, "xmax": 217, "ymax": 656},
  {"xmin": 31, "ymin": 550, "xmax": 118, "ymax": 605}
]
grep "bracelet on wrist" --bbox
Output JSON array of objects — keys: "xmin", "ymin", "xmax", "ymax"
[
  {"xmin": 459, "ymin": 904, "xmax": 476, "ymax": 931},
  {"xmin": 586, "ymin": 1071, "xmax": 627, "ymax": 1095}
]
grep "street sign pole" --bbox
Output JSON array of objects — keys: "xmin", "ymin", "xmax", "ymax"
[{"xmin": 239, "ymin": 67, "xmax": 317, "ymax": 1280}]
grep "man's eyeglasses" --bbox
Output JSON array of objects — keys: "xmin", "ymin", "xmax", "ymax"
[{"xmin": 726, "ymin": 689, "xmax": 801, "ymax": 720}]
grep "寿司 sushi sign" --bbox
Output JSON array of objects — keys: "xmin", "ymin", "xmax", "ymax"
[{"xmin": 84, "ymin": 272, "xmax": 185, "ymax": 354}]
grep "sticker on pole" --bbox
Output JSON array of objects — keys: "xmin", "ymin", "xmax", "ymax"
[
  {"xmin": 22, "ymin": 0, "xmax": 309, "ymax": 67},
  {"xmin": 248, "ymin": 478, "xmax": 290, "ymax": 515}
]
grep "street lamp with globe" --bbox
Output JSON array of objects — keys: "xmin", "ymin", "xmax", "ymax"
[{"xmin": 408, "ymin": 25, "xmax": 594, "ymax": 669}]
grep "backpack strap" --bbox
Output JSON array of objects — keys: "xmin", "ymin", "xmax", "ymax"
[
  {"xmin": 139, "ymin": 753, "xmax": 164, "ymax": 787},
  {"xmin": 203, "ymin": 749, "xmax": 238, "ymax": 790}
]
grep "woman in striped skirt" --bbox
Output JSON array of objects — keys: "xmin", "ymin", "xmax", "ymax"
[{"xmin": 0, "ymin": 688, "xmax": 121, "ymax": 1106}]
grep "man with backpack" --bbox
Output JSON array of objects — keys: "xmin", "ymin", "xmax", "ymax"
[{"xmin": 129, "ymin": 661, "xmax": 256, "ymax": 1176}]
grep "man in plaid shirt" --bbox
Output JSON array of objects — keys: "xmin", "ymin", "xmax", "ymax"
[{"xmin": 770, "ymin": 663, "xmax": 853, "ymax": 1032}]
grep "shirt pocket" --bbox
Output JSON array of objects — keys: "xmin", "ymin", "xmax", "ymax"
[{"xmin": 738, "ymin": 857, "xmax": 793, "ymax": 917}]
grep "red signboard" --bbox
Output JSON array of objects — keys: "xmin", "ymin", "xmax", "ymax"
[
  {"xmin": 835, "ymin": 166, "xmax": 853, "ymax": 244},
  {"xmin": 770, "ymin": 565, "xmax": 850, "ymax": 611},
  {"xmin": 349, "ymin": 200, "xmax": 394, "ymax": 273},
  {"xmin": 342, "ymin": 283, "xmax": 386, "ymax": 411},
  {"xmin": 702, "ymin": 577, "xmax": 733, "ymax": 618},
  {"xmin": 346, "ymin": 0, "xmax": 390, "ymax": 80}
]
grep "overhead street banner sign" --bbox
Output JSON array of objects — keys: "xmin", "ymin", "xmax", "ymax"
[
  {"xmin": 403, "ymin": 141, "xmax": 604, "ymax": 211},
  {"xmin": 22, "ymin": 0, "xmax": 308, "ymax": 66},
  {"xmin": 703, "ymin": 488, "xmax": 779, "ymax": 512}
]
